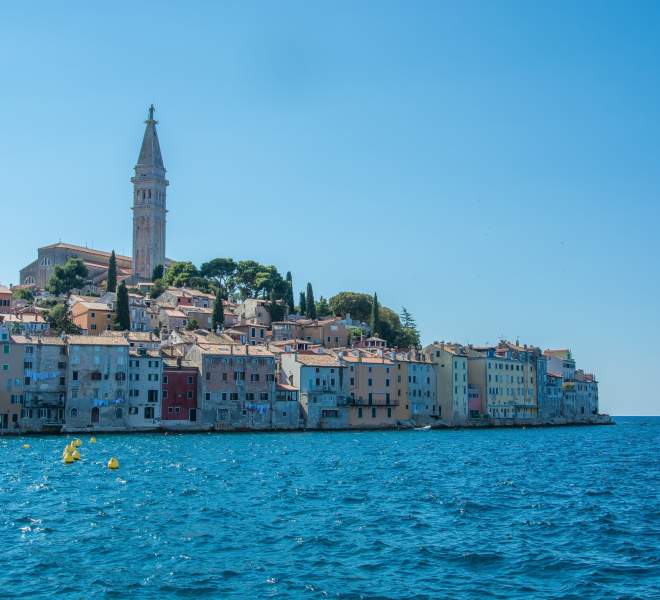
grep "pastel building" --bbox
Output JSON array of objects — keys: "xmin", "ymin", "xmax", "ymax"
[
  {"xmin": 342, "ymin": 350, "xmax": 398, "ymax": 428},
  {"xmin": 0, "ymin": 324, "xmax": 21, "ymax": 431},
  {"xmin": 71, "ymin": 300, "xmax": 115, "ymax": 333},
  {"xmin": 424, "ymin": 342, "xmax": 469, "ymax": 424},
  {"xmin": 0, "ymin": 285, "xmax": 11, "ymax": 314},
  {"xmin": 187, "ymin": 343, "xmax": 278, "ymax": 430},
  {"xmin": 466, "ymin": 343, "xmax": 538, "ymax": 420},
  {"xmin": 393, "ymin": 351, "xmax": 437, "ymax": 425},
  {"xmin": 280, "ymin": 351, "xmax": 348, "ymax": 429},
  {"xmin": 127, "ymin": 348, "xmax": 162, "ymax": 429},
  {"xmin": 64, "ymin": 336, "xmax": 129, "ymax": 431},
  {"xmin": 14, "ymin": 336, "xmax": 67, "ymax": 432}
]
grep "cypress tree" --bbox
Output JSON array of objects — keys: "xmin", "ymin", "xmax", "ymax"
[
  {"xmin": 211, "ymin": 289, "xmax": 224, "ymax": 332},
  {"xmin": 299, "ymin": 291, "xmax": 306, "ymax": 316},
  {"xmin": 285, "ymin": 271, "xmax": 295, "ymax": 313},
  {"xmin": 370, "ymin": 292, "xmax": 380, "ymax": 336},
  {"xmin": 107, "ymin": 250, "xmax": 117, "ymax": 293},
  {"xmin": 306, "ymin": 283, "xmax": 317, "ymax": 319},
  {"xmin": 115, "ymin": 281, "xmax": 130, "ymax": 331},
  {"xmin": 152, "ymin": 264, "xmax": 164, "ymax": 281}
]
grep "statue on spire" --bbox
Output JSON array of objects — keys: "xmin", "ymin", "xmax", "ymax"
[{"xmin": 148, "ymin": 104, "xmax": 155, "ymax": 121}]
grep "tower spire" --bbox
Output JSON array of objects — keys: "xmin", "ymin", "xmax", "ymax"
[{"xmin": 131, "ymin": 106, "xmax": 168, "ymax": 282}]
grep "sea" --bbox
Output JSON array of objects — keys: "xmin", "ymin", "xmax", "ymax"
[{"xmin": 1, "ymin": 417, "xmax": 658, "ymax": 599}]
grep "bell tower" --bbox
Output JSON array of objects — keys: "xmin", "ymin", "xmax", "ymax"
[{"xmin": 131, "ymin": 104, "xmax": 168, "ymax": 281}]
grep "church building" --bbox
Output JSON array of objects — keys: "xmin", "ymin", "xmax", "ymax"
[{"xmin": 19, "ymin": 106, "xmax": 169, "ymax": 288}]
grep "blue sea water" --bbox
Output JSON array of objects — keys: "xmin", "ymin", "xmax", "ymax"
[{"xmin": 1, "ymin": 418, "xmax": 659, "ymax": 599}]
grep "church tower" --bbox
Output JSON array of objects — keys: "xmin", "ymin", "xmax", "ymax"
[{"xmin": 131, "ymin": 105, "xmax": 168, "ymax": 281}]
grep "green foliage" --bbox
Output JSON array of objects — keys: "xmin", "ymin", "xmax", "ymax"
[
  {"xmin": 211, "ymin": 289, "xmax": 224, "ymax": 332},
  {"xmin": 162, "ymin": 262, "xmax": 200, "ymax": 288},
  {"xmin": 150, "ymin": 279, "xmax": 165, "ymax": 299},
  {"xmin": 298, "ymin": 291, "xmax": 306, "ymax": 316},
  {"xmin": 399, "ymin": 307, "xmax": 421, "ymax": 349},
  {"xmin": 305, "ymin": 283, "xmax": 316, "ymax": 319},
  {"xmin": 114, "ymin": 281, "xmax": 130, "ymax": 331},
  {"xmin": 45, "ymin": 303, "xmax": 81, "ymax": 334},
  {"xmin": 347, "ymin": 326, "xmax": 363, "ymax": 345},
  {"xmin": 285, "ymin": 272, "xmax": 295, "ymax": 313},
  {"xmin": 151, "ymin": 264, "xmax": 164, "ymax": 281},
  {"xmin": 12, "ymin": 288, "xmax": 34, "ymax": 303},
  {"xmin": 186, "ymin": 318, "xmax": 199, "ymax": 331},
  {"xmin": 316, "ymin": 296, "xmax": 330, "ymax": 317},
  {"xmin": 200, "ymin": 258, "xmax": 236, "ymax": 297},
  {"xmin": 106, "ymin": 250, "xmax": 117, "ymax": 293},
  {"xmin": 328, "ymin": 292, "xmax": 372, "ymax": 322},
  {"xmin": 46, "ymin": 257, "xmax": 89, "ymax": 296},
  {"xmin": 370, "ymin": 292, "xmax": 381, "ymax": 336}
]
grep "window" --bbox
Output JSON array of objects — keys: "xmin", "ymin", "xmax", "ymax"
[
  {"xmin": 371, "ymin": 407, "xmax": 376, "ymax": 418},
  {"xmin": 144, "ymin": 406, "xmax": 154, "ymax": 419},
  {"xmin": 129, "ymin": 406, "xmax": 138, "ymax": 415},
  {"xmin": 187, "ymin": 391, "xmax": 193, "ymax": 400},
  {"xmin": 148, "ymin": 390, "xmax": 159, "ymax": 403},
  {"xmin": 187, "ymin": 376, "xmax": 193, "ymax": 385},
  {"xmin": 70, "ymin": 407, "xmax": 78, "ymax": 417},
  {"xmin": 163, "ymin": 375, "xmax": 168, "ymax": 384},
  {"xmin": 163, "ymin": 390, "xmax": 168, "ymax": 399},
  {"xmin": 358, "ymin": 407, "xmax": 363, "ymax": 418}
]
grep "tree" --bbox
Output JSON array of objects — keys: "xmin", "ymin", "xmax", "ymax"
[
  {"xmin": 106, "ymin": 250, "xmax": 117, "ymax": 293},
  {"xmin": 150, "ymin": 279, "xmax": 165, "ymax": 299},
  {"xmin": 399, "ymin": 306, "xmax": 421, "ymax": 349},
  {"xmin": 162, "ymin": 262, "xmax": 200, "ymax": 288},
  {"xmin": 115, "ymin": 281, "xmax": 130, "ymax": 331},
  {"xmin": 298, "ymin": 291, "xmax": 306, "ymax": 316},
  {"xmin": 186, "ymin": 318, "xmax": 199, "ymax": 331},
  {"xmin": 152, "ymin": 264, "xmax": 164, "ymax": 281},
  {"xmin": 306, "ymin": 283, "xmax": 316, "ymax": 319},
  {"xmin": 328, "ymin": 292, "xmax": 373, "ymax": 322},
  {"xmin": 285, "ymin": 271, "xmax": 295, "ymax": 313},
  {"xmin": 200, "ymin": 258, "xmax": 236, "ymax": 297},
  {"xmin": 370, "ymin": 292, "xmax": 381, "ymax": 336},
  {"xmin": 45, "ymin": 303, "xmax": 80, "ymax": 334},
  {"xmin": 316, "ymin": 296, "xmax": 330, "ymax": 317},
  {"xmin": 268, "ymin": 289, "xmax": 286, "ymax": 322},
  {"xmin": 46, "ymin": 257, "xmax": 89, "ymax": 296},
  {"xmin": 211, "ymin": 289, "xmax": 224, "ymax": 332},
  {"xmin": 12, "ymin": 288, "xmax": 34, "ymax": 303}
]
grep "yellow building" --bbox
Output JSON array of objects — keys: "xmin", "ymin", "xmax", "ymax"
[
  {"xmin": 423, "ymin": 342, "xmax": 469, "ymax": 424},
  {"xmin": 394, "ymin": 351, "xmax": 437, "ymax": 425}
]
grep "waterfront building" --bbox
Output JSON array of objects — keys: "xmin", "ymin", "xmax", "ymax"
[
  {"xmin": 64, "ymin": 336, "xmax": 129, "ymax": 431},
  {"xmin": 466, "ymin": 343, "xmax": 538, "ymax": 420},
  {"xmin": 393, "ymin": 350, "xmax": 437, "ymax": 425},
  {"xmin": 162, "ymin": 357, "xmax": 199, "ymax": 425},
  {"xmin": 127, "ymin": 348, "xmax": 162, "ymax": 429},
  {"xmin": 544, "ymin": 349, "xmax": 599, "ymax": 420},
  {"xmin": 543, "ymin": 372, "xmax": 563, "ymax": 419},
  {"xmin": 341, "ymin": 350, "xmax": 398, "ymax": 428},
  {"xmin": 280, "ymin": 351, "xmax": 348, "ymax": 429},
  {"xmin": 187, "ymin": 343, "xmax": 277, "ymax": 430},
  {"xmin": 13, "ymin": 336, "xmax": 67, "ymax": 432},
  {"xmin": 274, "ymin": 383, "xmax": 301, "ymax": 429},
  {"xmin": 0, "ymin": 324, "xmax": 21, "ymax": 431},
  {"xmin": 423, "ymin": 342, "xmax": 469, "ymax": 424}
]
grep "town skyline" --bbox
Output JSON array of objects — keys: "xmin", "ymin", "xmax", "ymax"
[{"xmin": 1, "ymin": 3, "xmax": 659, "ymax": 417}]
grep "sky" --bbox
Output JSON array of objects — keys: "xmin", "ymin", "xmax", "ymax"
[{"xmin": 0, "ymin": 1, "xmax": 659, "ymax": 415}]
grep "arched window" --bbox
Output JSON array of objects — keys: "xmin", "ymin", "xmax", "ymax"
[
  {"xmin": 24, "ymin": 276, "xmax": 35, "ymax": 285},
  {"xmin": 70, "ymin": 407, "xmax": 78, "ymax": 417}
]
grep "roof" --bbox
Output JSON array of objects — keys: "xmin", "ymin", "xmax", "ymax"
[
  {"xmin": 40, "ymin": 242, "xmax": 131, "ymax": 263},
  {"xmin": 0, "ymin": 285, "xmax": 11, "ymax": 295},
  {"xmin": 77, "ymin": 301, "xmax": 113, "ymax": 311},
  {"xmin": 129, "ymin": 349, "xmax": 161, "ymax": 358},
  {"xmin": 162, "ymin": 308, "xmax": 186, "ymax": 318},
  {"xmin": 340, "ymin": 353, "xmax": 394, "ymax": 365},
  {"xmin": 163, "ymin": 358, "xmax": 197, "ymax": 369},
  {"xmin": 294, "ymin": 352, "xmax": 342, "ymax": 367},
  {"xmin": 137, "ymin": 106, "xmax": 164, "ymax": 170},
  {"xmin": 197, "ymin": 343, "xmax": 274, "ymax": 358},
  {"xmin": 1, "ymin": 313, "xmax": 47, "ymax": 323},
  {"xmin": 276, "ymin": 382, "xmax": 298, "ymax": 391},
  {"xmin": 10, "ymin": 335, "xmax": 64, "ymax": 345},
  {"xmin": 67, "ymin": 335, "xmax": 129, "ymax": 346}
]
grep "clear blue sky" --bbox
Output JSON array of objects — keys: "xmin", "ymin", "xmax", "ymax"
[{"xmin": 1, "ymin": 1, "xmax": 658, "ymax": 415}]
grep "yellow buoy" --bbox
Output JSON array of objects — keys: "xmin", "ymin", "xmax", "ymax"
[
  {"xmin": 63, "ymin": 452, "xmax": 74, "ymax": 464},
  {"xmin": 107, "ymin": 457, "xmax": 119, "ymax": 470},
  {"xmin": 72, "ymin": 448, "xmax": 81, "ymax": 461},
  {"xmin": 89, "ymin": 436, "xmax": 97, "ymax": 444},
  {"xmin": 72, "ymin": 438, "xmax": 82, "ymax": 447},
  {"xmin": 22, "ymin": 443, "xmax": 30, "ymax": 449}
]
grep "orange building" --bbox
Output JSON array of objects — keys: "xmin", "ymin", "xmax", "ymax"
[{"xmin": 71, "ymin": 301, "xmax": 115, "ymax": 333}]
